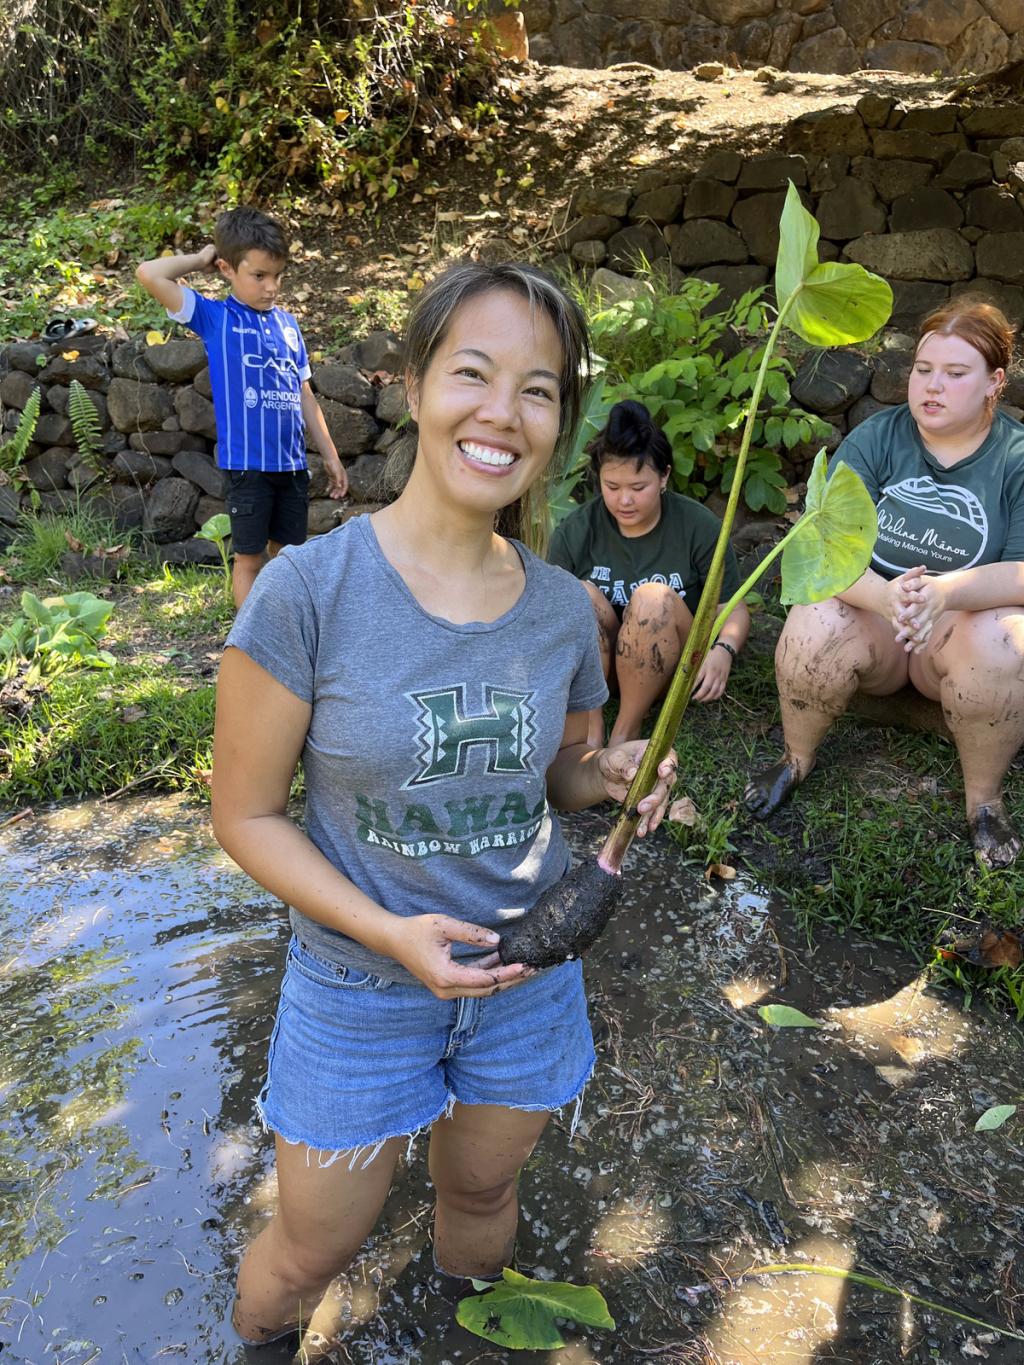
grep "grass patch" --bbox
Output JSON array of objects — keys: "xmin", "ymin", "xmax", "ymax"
[
  {"xmin": 654, "ymin": 604, "xmax": 1024, "ymax": 1017},
  {"xmin": 4, "ymin": 504, "xmax": 135, "ymax": 583}
]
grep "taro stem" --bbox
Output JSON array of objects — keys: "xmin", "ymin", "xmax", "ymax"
[{"xmin": 598, "ymin": 297, "xmax": 795, "ymax": 875}]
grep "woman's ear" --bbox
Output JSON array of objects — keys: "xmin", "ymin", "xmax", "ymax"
[
  {"xmin": 405, "ymin": 370, "xmax": 419, "ymax": 422},
  {"xmin": 988, "ymin": 367, "xmax": 1006, "ymax": 399}
]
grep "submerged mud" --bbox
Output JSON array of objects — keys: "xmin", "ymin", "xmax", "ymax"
[{"xmin": 1, "ymin": 798, "xmax": 1023, "ymax": 1363}]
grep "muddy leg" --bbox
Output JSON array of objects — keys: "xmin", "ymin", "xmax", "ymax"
[
  {"xmin": 582, "ymin": 582, "xmax": 619, "ymax": 748},
  {"xmin": 608, "ymin": 583, "xmax": 691, "ymax": 745},
  {"xmin": 913, "ymin": 608, "xmax": 1024, "ymax": 869},
  {"xmin": 429, "ymin": 1103, "xmax": 549, "ymax": 1279},
  {"xmin": 232, "ymin": 1133, "xmax": 402, "ymax": 1345},
  {"xmin": 745, "ymin": 598, "xmax": 908, "ymax": 819}
]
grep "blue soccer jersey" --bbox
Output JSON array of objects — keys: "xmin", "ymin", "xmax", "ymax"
[{"xmin": 169, "ymin": 287, "xmax": 312, "ymax": 472}]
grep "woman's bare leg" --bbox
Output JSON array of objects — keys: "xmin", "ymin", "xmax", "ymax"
[
  {"xmin": 232, "ymin": 1134, "xmax": 403, "ymax": 1344},
  {"xmin": 608, "ymin": 583, "xmax": 692, "ymax": 745},
  {"xmin": 582, "ymin": 582, "xmax": 619, "ymax": 749},
  {"xmin": 745, "ymin": 597, "xmax": 909, "ymax": 818},
  {"xmin": 912, "ymin": 607, "xmax": 1024, "ymax": 867},
  {"xmin": 429, "ymin": 1103, "xmax": 550, "ymax": 1278}
]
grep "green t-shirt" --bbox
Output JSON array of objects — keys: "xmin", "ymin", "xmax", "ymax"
[
  {"xmin": 547, "ymin": 491, "xmax": 741, "ymax": 618},
  {"xmin": 831, "ymin": 405, "xmax": 1024, "ymax": 580}
]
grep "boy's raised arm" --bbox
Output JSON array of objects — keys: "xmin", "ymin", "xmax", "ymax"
[{"xmin": 135, "ymin": 244, "xmax": 217, "ymax": 315}]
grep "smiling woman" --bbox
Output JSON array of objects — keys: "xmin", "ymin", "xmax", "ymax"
[
  {"xmin": 210, "ymin": 261, "xmax": 678, "ymax": 1347},
  {"xmin": 746, "ymin": 299, "xmax": 1024, "ymax": 869}
]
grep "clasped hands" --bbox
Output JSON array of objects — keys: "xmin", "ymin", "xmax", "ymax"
[{"xmin": 889, "ymin": 564, "xmax": 948, "ymax": 654}]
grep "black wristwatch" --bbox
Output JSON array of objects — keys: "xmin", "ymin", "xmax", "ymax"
[{"xmin": 712, "ymin": 640, "xmax": 737, "ymax": 661}]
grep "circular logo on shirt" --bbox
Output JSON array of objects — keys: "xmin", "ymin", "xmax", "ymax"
[
  {"xmin": 873, "ymin": 476, "xmax": 989, "ymax": 574},
  {"xmin": 283, "ymin": 326, "xmax": 299, "ymax": 351},
  {"xmin": 244, "ymin": 386, "xmax": 258, "ymax": 409}
]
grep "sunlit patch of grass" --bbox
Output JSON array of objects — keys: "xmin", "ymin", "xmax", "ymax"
[{"xmin": 130, "ymin": 565, "xmax": 233, "ymax": 638}]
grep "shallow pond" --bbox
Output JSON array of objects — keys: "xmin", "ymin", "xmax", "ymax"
[{"xmin": 1, "ymin": 796, "xmax": 1022, "ymax": 1364}]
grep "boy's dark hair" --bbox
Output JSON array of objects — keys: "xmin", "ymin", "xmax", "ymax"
[
  {"xmin": 213, "ymin": 207, "xmax": 289, "ymax": 268},
  {"xmin": 586, "ymin": 399, "xmax": 672, "ymax": 477}
]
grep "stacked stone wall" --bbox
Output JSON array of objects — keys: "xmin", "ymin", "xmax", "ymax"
[{"xmin": 522, "ymin": 0, "xmax": 1024, "ymax": 76}]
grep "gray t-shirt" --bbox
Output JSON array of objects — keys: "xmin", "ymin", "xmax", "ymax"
[{"xmin": 226, "ymin": 515, "xmax": 608, "ymax": 982}]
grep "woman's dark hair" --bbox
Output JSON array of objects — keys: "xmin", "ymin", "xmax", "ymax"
[
  {"xmin": 586, "ymin": 400, "xmax": 672, "ymax": 478},
  {"xmin": 387, "ymin": 260, "xmax": 591, "ymax": 553}
]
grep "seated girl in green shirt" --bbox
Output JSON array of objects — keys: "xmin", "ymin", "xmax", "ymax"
[{"xmin": 548, "ymin": 400, "xmax": 750, "ymax": 747}]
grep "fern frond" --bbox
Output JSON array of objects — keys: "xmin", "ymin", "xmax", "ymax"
[
  {"xmin": 1, "ymin": 386, "xmax": 41, "ymax": 472},
  {"xmin": 68, "ymin": 380, "xmax": 105, "ymax": 471}
]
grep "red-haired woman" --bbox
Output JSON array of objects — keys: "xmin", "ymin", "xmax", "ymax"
[{"xmin": 746, "ymin": 301, "xmax": 1024, "ymax": 868}]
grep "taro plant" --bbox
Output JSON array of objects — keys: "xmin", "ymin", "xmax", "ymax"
[
  {"xmin": 457, "ymin": 1269, "xmax": 614, "ymax": 1349},
  {"xmin": 196, "ymin": 513, "xmax": 232, "ymax": 594},
  {"xmin": 0, "ymin": 590, "xmax": 115, "ymax": 683},
  {"xmin": 500, "ymin": 183, "xmax": 892, "ymax": 969},
  {"xmin": 569, "ymin": 275, "xmax": 831, "ymax": 515}
]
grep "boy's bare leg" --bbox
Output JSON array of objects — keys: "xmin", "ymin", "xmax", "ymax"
[
  {"xmin": 232, "ymin": 1133, "xmax": 403, "ymax": 1344},
  {"xmin": 232, "ymin": 552, "xmax": 264, "ymax": 609}
]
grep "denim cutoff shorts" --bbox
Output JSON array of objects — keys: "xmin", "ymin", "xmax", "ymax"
[{"xmin": 257, "ymin": 937, "xmax": 596, "ymax": 1162}]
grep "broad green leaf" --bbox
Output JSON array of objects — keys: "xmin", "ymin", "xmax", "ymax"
[
  {"xmin": 780, "ymin": 453, "xmax": 877, "ymax": 605},
  {"xmin": 774, "ymin": 181, "xmax": 892, "ymax": 345},
  {"xmin": 456, "ymin": 1268, "xmax": 615, "ymax": 1350},
  {"xmin": 759, "ymin": 1004, "xmax": 822, "ymax": 1029},
  {"xmin": 198, "ymin": 513, "xmax": 232, "ymax": 543},
  {"xmin": 21, "ymin": 591, "xmax": 53, "ymax": 628},
  {"xmin": 975, "ymin": 1104, "xmax": 1017, "ymax": 1132}
]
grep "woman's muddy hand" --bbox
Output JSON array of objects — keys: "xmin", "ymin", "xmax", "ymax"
[
  {"xmin": 598, "ymin": 743, "xmax": 678, "ymax": 836},
  {"xmin": 385, "ymin": 914, "xmax": 534, "ymax": 999}
]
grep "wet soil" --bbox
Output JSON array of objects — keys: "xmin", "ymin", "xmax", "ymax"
[{"xmin": 1, "ymin": 797, "xmax": 1022, "ymax": 1364}]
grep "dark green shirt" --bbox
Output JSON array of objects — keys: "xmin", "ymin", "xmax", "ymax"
[
  {"xmin": 547, "ymin": 491, "xmax": 741, "ymax": 618},
  {"xmin": 831, "ymin": 405, "xmax": 1024, "ymax": 581}
]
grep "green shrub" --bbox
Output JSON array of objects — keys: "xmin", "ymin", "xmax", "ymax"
[
  {"xmin": 571, "ymin": 275, "xmax": 831, "ymax": 515},
  {"xmin": 0, "ymin": 590, "xmax": 115, "ymax": 682},
  {"xmin": 4, "ymin": 506, "xmax": 127, "ymax": 582}
]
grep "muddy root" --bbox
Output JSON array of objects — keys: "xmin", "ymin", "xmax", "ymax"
[{"xmin": 497, "ymin": 862, "xmax": 622, "ymax": 969}]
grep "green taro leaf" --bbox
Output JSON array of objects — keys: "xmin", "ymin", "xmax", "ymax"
[
  {"xmin": 780, "ymin": 453, "xmax": 877, "ymax": 605},
  {"xmin": 759, "ymin": 1004, "xmax": 823, "ymax": 1029},
  {"xmin": 775, "ymin": 182, "xmax": 893, "ymax": 346},
  {"xmin": 456, "ymin": 1268, "xmax": 615, "ymax": 1350},
  {"xmin": 198, "ymin": 513, "xmax": 232, "ymax": 544},
  {"xmin": 975, "ymin": 1104, "xmax": 1017, "ymax": 1132}
]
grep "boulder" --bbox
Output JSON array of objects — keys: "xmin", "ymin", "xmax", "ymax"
[
  {"xmin": 951, "ymin": 15, "xmax": 1010, "ymax": 73},
  {"xmin": 145, "ymin": 476, "xmax": 201, "ymax": 544},
  {"xmin": 571, "ymin": 240, "xmax": 607, "ymax": 267},
  {"xmin": 313, "ymin": 363, "xmax": 376, "ymax": 407},
  {"xmin": 871, "ymin": 130, "xmax": 964, "ymax": 166},
  {"xmin": 960, "ymin": 106, "xmax": 1024, "ymax": 139},
  {"xmin": 375, "ymin": 382, "xmax": 407, "ymax": 426},
  {"xmin": 194, "ymin": 495, "xmax": 226, "ymax": 528},
  {"xmin": 965, "ymin": 186, "xmax": 1024, "ymax": 232},
  {"xmin": 0, "ymin": 485, "xmax": 21, "ymax": 526},
  {"xmin": 790, "ymin": 26, "xmax": 859, "ymax": 73},
  {"xmin": 845, "ymin": 229, "xmax": 974, "ymax": 282},
  {"xmin": 172, "ymin": 449, "xmax": 225, "ymax": 498},
  {"xmin": 816, "ymin": 179, "xmax": 887, "ymax": 240},
  {"xmin": 306, "ymin": 499, "xmax": 347, "ymax": 536},
  {"xmin": 111, "ymin": 337, "xmax": 158, "ymax": 382},
  {"xmin": 684, "ymin": 180, "xmax": 737, "ymax": 220},
  {"xmin": 2, "ymin": 341, "xmax": 49, "ymax": 374},
  {"xmin": 847, "ymin": 394, "xmax": 892, "ymax": 429},
  {"xmin": 686, "ymin": 264, "xmax": 768, "ymax": 308},
  {"xmin": 104, "ymin": 485, "xmax": 146, "ymax": 531},
  {"xmin": 629, "ymin": 184, "xmax": 684, "ymax": 225},
  {"xmin": 731, "ymin": 190, "xmax": 789, "ymax": 264},
  {"xmin": 34, "ymin": 413, "xmax": 73, "ymax": 447},
  {"xmin": 889, "ymin": 188, "xmax": 963, "ymax": 232},
  {"xmin": 0, "ymin": 370, "xmax": 40, "ymax": 410},
  {"xmin": 936, "ymin": 150, "xmax": 993, "ymax": 190},
  {"xmin": 863, "ymin": 41, "xmax": 947, "ymax": 73},
  {"xmin": 23, "ymin": 449, "xmax": 70, "ymax": 491},
  {"xmin": 975, "ymin": 231, "xmax": 1024, "ymax": 284},
  {"xmin": 113, "ymin": 450, "xmax": 174, "ymax": 484},
  {"xmin": 784, "ymin": 107, "xmax": 871, "ymax": 159},
  {"xmin": 128, "ymin": 430, "xmax": 195, "ymax": 456},
  {"xmin": 160, "ymin": 537, "xmax": 224, "ymax": 566},
  {"xmin": 736, "ymin": 154, "xmax": 808, "ymax": 191},
  {"xmin": 951, "ymin": 277, "xmax": 1024, "ymax": 320},
  {"xmin": 107, "ymin": 377, "xmax": 175, "ymax": 432},
  {"xmin": 343, "ymin": 453, "xmax": 389, "ymax": 502},
  {"xmin": 39, "ymin": 350, "xmax": 108, "ymax": 390},
  {"xmin": 836, "ymin": 0, "xmax": 901, "ymax": 45},
  {"xmin": 564, "ymin": 214, "xmax": 621, "ymax": 246},
  {"xmin": 605, "ymin": 223, "xmax": 670, "ymax": 272},
  {"xmin": 194, "ymin": 366, "xmax": 213, "ymax": 400},
  {"xmin": 855, "ymin": 91, "xmax": 897, "ymax": 128},
  {"xmin": 850, "ymin": 156, "xmax": 933, "ymax": 203},
  {"xmin": 47, "ymin": 386, "xmax": 109, "ymax": 430},
  {"xmin": 888, "ymin": 281, "xmax": 950, "ymax": 331},
  {"xmin": 352, "ymin": 331, "xmax": 404, "ymax": 375},
  {"xmin": 318, "ymin": 399, "xmax": 379, "ymax": 456},
  {"xmin": 174, "ymin": 388, "xmax": 218, "ymax": 440},
  {"xmin": 699, "ymin": 149, "xmax": 743, "ymax": 182},
  {"xmin": 870, "ymin": 346, "xmax": 914, "ymax": 404},
  {"xmin": 900, "ymin": 108, "xmax": 960, "ymax": 135},
  {"xmin": 670, "ymin": 218, "xmax": 748, "ymax": 267},
  {"xmin": 589, "ymin": 268, "xmax": 648, "ymax": 304},
  {"xmin": 807, "ymin": 153, "xmax": 851, "ymax": 194},
  {"xmin": 573, "ymin": 186, "xmax": 632, "ymax": 218},
  {"xmin": 789, "ymin": 349, "xmax": 873, "ymax": 415},
  {"xmin": 143, "ymin": 338, "xmax": 206, "ymax": 382}
]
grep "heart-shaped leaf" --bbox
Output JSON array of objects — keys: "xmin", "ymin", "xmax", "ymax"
[
  {"xmin": 780, "ymin": 452, "xmax": 877, "ymax": 605},
  {"xmin": 456, "ymin": 1268, "xmax": 615, "ymax": 1349},
  {"xmin": 975, "ymin": 1104, "xmax": 1017, "ymax": 1132},
  {"xmin": 759, "ymin": 1004, "xmax": 822, "ymax": 1029},
  {"xmin": 776, "ymin": 183, "xmax": 893, "ymax": 346}
]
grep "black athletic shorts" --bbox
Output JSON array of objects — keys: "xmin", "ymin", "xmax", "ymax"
[{"xmin": 226, "ymin": 469, "xmax": 310, "ymax": 555}]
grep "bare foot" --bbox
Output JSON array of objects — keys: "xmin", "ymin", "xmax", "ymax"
[
  {"xmin": 968, "ymin": 801, "xmax": 1022, "ymax": 870},
  {"xmin": 744, "ymin": 756, "xmax": 813, "ymax": 820}
]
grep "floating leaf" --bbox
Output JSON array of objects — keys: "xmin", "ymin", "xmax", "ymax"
[
  {"xmin": 975, "ymin": 1104, "xmax": 1017, "ymax": 1132},
  {"xmin": 668, "ymin": 797, "xmax": 699, "ymax": 826},
  {"xmin": 146, "ymin": 330, "xmax": 166, "ymax": 346},
  {"xmin": 758, "ymin": 1004, "xmax": 822, "ymax": 1029},
  {"xmin": 61, "ymin": 349, "xmax": 80, "ymax": 362},
  {"xmin": 456, "ymin": 1269, "xmax": 615, "ymax": 1350},
  {"xmin": 776, "ymin": 182, "xmax": 892, "ymax": 346},
  {"xmin": 780, "ymin": 452, "xmax": 877, "ymax": 605},
  {"xmin": 705, "ymin": 862, "xmax": 737, "ymax": 881}
]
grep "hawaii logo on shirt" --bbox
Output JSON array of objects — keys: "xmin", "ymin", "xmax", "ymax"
[{"xmin": 873, "ymin": 477, "xmax": 988, "ymax": 573}]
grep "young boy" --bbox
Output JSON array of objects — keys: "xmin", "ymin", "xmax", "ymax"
[{"xmin": 136, "ymin": 207, "xmax": 347, "ymax": 607}]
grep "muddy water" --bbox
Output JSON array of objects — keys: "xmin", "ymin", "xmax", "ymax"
[{"xmin": 1, "ymin": 797, "xmax": 1022, "ymax": 1365}]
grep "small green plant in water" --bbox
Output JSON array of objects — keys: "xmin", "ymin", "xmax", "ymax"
[
  {"xmin": 456, "ymin": 1268, "xmax": 615, "ymax": 1349},
  {"xmin": 0, "ymin": 590, "xmax": 115, "ymax": 682},
  {"xmin": 196, "ymin": 513, "xmax": 232, "ymax": 594}
]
